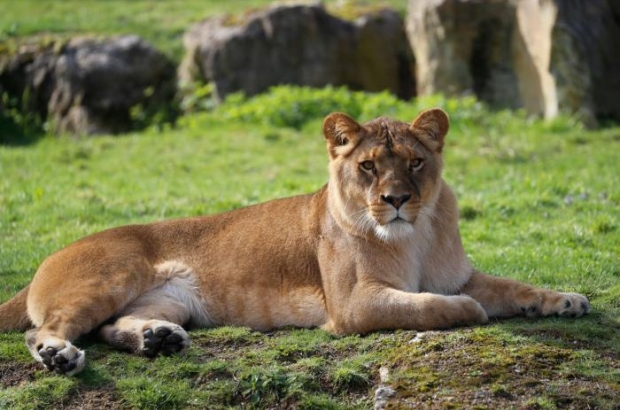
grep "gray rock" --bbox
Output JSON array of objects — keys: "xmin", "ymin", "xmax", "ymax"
[
  {"xmin": 406, "ymin": 0, "xmax": 620, "ymax": 125},
  {"xmin": 180, "ymin": 3, "xmax": 415, "ymax": 101},
  {"xmin": 550, "ymin": 0, "xmax": 620, "ymax": 126},
  {"xmin": 407, "ymin": 0, "xmax": 556, "ymax": 117},
  {"xmin": 0, "ymin": 35, "xmax": 176, "ymax": 135},
  {"xmin": 374, "ymin": 386, "xmax": 397, "ymax": 410}
]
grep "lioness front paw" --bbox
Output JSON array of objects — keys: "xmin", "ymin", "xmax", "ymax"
[
  {"xmin": 37, "ymin": 339, "xmax": 85, "ymax": 376},
  {"xmin": 454, "ymin": 295, "xmax": 489, "ymax": 325},
  {"xmin": 141, "ymin": 321, "xmax": 190, "ymax": 358},
  {"xmin": 542, "ymin": 292, "xmax": 590, "ymax": 318},
  {"xmin": 434, "ymin": 295, "xmax": 488, "ymax": 329}
]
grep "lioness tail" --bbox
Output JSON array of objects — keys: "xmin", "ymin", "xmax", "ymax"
[{"xmin": 0, "ymin": 285, "xmax": 32, "ymax": 332}]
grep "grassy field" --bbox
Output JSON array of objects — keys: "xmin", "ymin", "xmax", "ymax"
[
  {"xmin": 1, "ymin": 0, "xmax": 620, "ymax": 409},
  {"xmin": 0, "ymin": 0, "xmax": 408, "ymax": 60},
  {"xmin": 1, "ymin": 90, "xmax": 619, "ymax": 408}
]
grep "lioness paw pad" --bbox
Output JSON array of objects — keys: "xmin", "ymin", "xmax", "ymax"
[
  {"xmin": 37, "ymin": 341, "xmax": 85, "ymax": 376},
  {"xmin": 141, "ymin": 322, "xmax": 190, "ymax": 357}
]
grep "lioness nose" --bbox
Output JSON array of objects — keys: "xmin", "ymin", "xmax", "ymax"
[{"xmin": 381, "ymin": 194, "xmax": 412, "ymax": 210}]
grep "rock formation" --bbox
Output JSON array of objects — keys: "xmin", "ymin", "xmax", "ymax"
[
  {"xmin": 407, "ymin": 0, "xmax": 620, "ymax": 125},
  {"xmin": 550, "ymin": 0, "xmax": 620, "ymax": 126},
  {"xmin": 407, "ymin": 0, "xmax": 557, "ymax": 118},
  {"xmin": 0, "ymin": 35, "xmax": 176, "ymax": 135},
  {"xmin": 180, "ymin": 3, "xmax": 415, "ymax": 101},
  {"xmin": 2, "ymin": 1, "xmax": 619, "ymax": 135}
]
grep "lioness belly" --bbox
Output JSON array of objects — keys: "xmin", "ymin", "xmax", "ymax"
[{"xmin": 205, "ymin": 284, "xmax": 327, "ymax": 331}]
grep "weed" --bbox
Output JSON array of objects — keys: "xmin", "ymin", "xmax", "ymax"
[
  {"xmin": 116, "ymin": 377, "xmax": 190, "ymax": 410},
  {"xmin": 236, "ymin": 366, "xmax": 301, "ymax": 407}
]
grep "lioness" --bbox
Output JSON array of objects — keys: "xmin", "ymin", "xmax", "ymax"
[{"xmin": 0, "ymin": 109, "xmax": 590, "ymax": 376}]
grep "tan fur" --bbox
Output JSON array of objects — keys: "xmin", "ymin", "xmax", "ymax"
[{"xmin": 0, "ymin": 109, "xmax": 590, "ymax": 375}]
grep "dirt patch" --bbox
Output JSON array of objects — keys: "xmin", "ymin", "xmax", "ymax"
[
  {"xmin": 62, "ymin": 386, "xmax": 124, "ymax": 410},
  {"xmin": 0, "ymin": 361, "xmax": 38, "ymax": 388},
  {"xmin": 1, "ymin": 361, "xmax": 124, "ymax": 409}
]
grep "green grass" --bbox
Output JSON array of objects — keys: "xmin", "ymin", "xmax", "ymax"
[
  {"xmin": 0, "ymin": 0, "xmax": 408, "ymax": 60},
  {"xmin": 2, "ymin": 1, "xmax": 618, "ymax": 408},
  {"xmin": 1, "ymin": 89, "xmax": 619, "ymax": 408}
]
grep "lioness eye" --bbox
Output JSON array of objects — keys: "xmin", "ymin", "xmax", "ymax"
[
  {"xmin": 410, "ymin": 158, "xmax": 424, "ymax": 171},
  {"xmin": 360, "ymin": 161, "xmax": 375, "ymax": 171}
]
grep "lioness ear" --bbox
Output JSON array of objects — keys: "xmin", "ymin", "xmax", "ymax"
[
  {"xmin": 410, "ymin": 108, "xmax": 450, "ymax": 153},
  {"xmin": 323, "ymin": 112, "xmax": 361, "ymax": 158}
]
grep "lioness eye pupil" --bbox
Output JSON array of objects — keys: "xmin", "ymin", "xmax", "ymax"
[{"xmin": 361, "ymin": 161, "xmax": 374, "ymax": 170}]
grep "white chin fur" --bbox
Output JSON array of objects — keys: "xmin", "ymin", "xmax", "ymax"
[{"xmin": 374, "ymin": 221, "xmax": 415, "ymax": 242}]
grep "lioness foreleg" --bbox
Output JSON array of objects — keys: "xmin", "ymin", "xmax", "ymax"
[
  {"xmin": 460, "ymin": 271, "xmax": 590, "ymax": 319},
  {"xmin": 329, "ymin": 287, "xmax": 489, "ymax": 334}
]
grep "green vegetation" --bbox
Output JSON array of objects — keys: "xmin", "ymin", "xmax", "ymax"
[
  {"xmin": 1, "ymin": 0, "xmax": 619, "ymax": 408},
  {"xmin": 217, "ymin": 86, "xmax": 403, "ymax": 129},
  {"xmin": 0, "ymin": 0, "xmax": 408, "ymax": 60},
  {"xmin": 1, "ymin": 87, "xmax": 619, "ymax": 408}
]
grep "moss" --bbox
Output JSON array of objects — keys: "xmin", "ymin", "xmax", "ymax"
[
  {"xmin": 327, "ymin": 1, "xmax": 398, "ymax": 22},
  {"xmin": 376, "ymin": 326, "xmax": 620, "ymax": 408},
  {"xmin": 0, "ymin": 35, "xmax": 69, "ymax": 60}
]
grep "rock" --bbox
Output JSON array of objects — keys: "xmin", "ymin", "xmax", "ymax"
[
  {"xmin": 406, "ymin": 0, "xmax": 620, "ymax": 125},
  {"xmin": 407, "ymin": 0, "xmax": 556, "ymax": 117},
  {"xmin": 550, "ymin": 0, "xmax": 620, "ymax": 126},
  {"xmin": 0, "ymin": 35, "xmax": 176, "ymax": 135},
  {"xmin": 180, "ymin": 2, "xmax": 415, "ymax": 101},
  {"xmin": 374, "ymin": 386, "xmax": 397, "ymax": 410}
]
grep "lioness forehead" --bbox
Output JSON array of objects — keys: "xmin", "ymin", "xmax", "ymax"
[{"xmin": 362, "ymin": 117, "xmax": 418, "ymax": 151}]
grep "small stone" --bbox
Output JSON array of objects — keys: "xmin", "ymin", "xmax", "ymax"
[
  {"xmin": 374, "ymin": 386, "xmax": 397, "ymax": 410},
  {"xmin": 379, "ymin": 366, "xmax": 390, "ymax": 383}
]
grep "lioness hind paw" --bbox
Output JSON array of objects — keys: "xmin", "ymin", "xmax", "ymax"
[
  {"xmin": 141, "ymin": 323, "xmax": 190, "ymax": 358},
  {"xmin": 38, "ymin": 342, "xmax": 85, "ymax": 376}
]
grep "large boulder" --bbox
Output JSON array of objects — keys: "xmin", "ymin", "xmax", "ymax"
[
  {"xmin": 0, "ymin": 35, "xmax": 176, "ymax": 135},
  {"xmin": 180, "ymin": 3, "xmax": 415, "ymax": 101},
  {"xmin": 407, "ymin": 0, "xmax": 557, "ymax": 118},
  {"xmin": 407, "ymin": 0, "xmax": 620, "ymax": 125},
  {"xmin": 550, "ymin": 0, "xmax": 620, "ymax": 125}
]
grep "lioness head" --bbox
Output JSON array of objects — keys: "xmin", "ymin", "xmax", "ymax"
[{"xmin": 323, "ymin": 109, "xmax": 449, "ymax": 241}]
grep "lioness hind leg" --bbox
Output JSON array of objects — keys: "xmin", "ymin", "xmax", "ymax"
[
  {"xmin": 99, "ymin": 283, "xmax": 201, "ymax": 357},
  {"xmin": 25, "ymin": 314, "xmax": 90, "ymax": 375},
  {"xmin": 25, "ymin": 332, "xmax": 85, "ymax": 375},
  {"xmin": 100, "ymin": 317, "xmax": 190, "ymax": 357}
]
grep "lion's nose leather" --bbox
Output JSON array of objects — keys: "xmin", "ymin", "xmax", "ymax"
[{"xmin": 380, "ymin": 193, "xmax": 412, "ymax": 209}]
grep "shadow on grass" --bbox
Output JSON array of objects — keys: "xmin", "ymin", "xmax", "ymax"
[
  {"xmin": 0, "ymin": 113, "xmax": 44, "ymax": 146},
  {"xmin": 496, "ymin": 312, "xmax": 619, "ymax": 353},
  {"xmin": 494, "ymin": 285, "xmax": 620, "ymax": 354}
]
